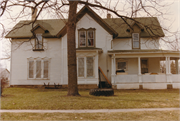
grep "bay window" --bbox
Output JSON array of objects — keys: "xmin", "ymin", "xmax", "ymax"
[{"xmin": 77, "ymin": 57, "xmax": 94, "ymax": 78}]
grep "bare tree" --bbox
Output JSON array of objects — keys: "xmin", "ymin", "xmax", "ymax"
[{"xmin": 0, "ymin": 0, "xmax": 179, "ymax": 96}]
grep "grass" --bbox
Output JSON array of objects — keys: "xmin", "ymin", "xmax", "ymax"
[
  {"xmin": 1, "ymin": 111, "xmax": 180, "ymax": 120},
  {"xmin": 1, "ymin": 88, "xmax": 179, "ymax": 109}
]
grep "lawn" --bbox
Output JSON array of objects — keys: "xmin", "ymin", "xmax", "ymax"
[
  {"xmin": 1, "ymin": 111, "xmax": 180, "ymax": 120},
  {"xmin": 1, "ymin": 88, "xmax": 179, "ymax": 109}
]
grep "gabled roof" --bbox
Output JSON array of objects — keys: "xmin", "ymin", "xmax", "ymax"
[
  {"xmin": 5, "ymin": 19, "xmax": 67, "ymax": 38},
  {"xmin": 5, "ymin": 6, "xmax": 164, "ymax": 39},
  {"xmin": 57, "ymin": 5, "xmax": 118, "ymax": 38},
  {"xmin": 104, "ymin": 17, "xmax": 164, "ymax": 38}
]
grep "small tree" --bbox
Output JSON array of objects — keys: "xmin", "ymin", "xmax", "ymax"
[
  {"xmin": 160, "ymin": 61, "xmax": 166, "ymax": 73},
  {"xmin": 1, "ymin": 77, "xmax": 6, "ymax": 96}
]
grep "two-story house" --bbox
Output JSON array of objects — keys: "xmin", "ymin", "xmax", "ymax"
[{"xmin": 6, "ymin": 6, "xmax": 180, "ymax": 89}]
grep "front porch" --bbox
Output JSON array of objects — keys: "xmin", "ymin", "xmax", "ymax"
[
  {"xmin": 108, "ymin": 50, "xmax": 180, "ymax": 89},
  {"xmin": 114, "ymin": 74, "xmax": 180, "ymax": 89}
]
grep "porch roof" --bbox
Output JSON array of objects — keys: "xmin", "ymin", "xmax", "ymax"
[{"xmin": 108, "ymin": 49, "xmax": 180, "ymax": 59}]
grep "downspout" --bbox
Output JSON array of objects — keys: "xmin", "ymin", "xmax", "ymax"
[{"xmin": 10, "ymin": 39, "xmax": 13, "ymax": 86}]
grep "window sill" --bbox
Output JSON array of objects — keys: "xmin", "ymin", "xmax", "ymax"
[
  {"xmin": 78, "ymin": 77, "xmax": 95, "ymax": 79},
  {"xmin": 28, "ymin": 78, "xmax": 49, "ymax": 80},
  {"xmin": 33, "ymin": 49, "xmax": 44, "ymax": 51}
]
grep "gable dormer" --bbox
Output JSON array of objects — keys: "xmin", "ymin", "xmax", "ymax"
[
  {"xmin": 31, "ymin": 24, "xmax": 48, "ymax": 51},
  {"xmin": 31, "ymin": 24, "xmax": 47, "ymax": 34},
  {"xmin": 128, "ymin": 22, "xmax": 144, "ymax": 49}
]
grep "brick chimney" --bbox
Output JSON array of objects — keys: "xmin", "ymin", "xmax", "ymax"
[
  {"xmin": 107, "ymin": 13, "xmax": 111, "ymax": 19},
  {"xmin": 31, "ymin": 8, "xmax": 37, "ymax": 21}
]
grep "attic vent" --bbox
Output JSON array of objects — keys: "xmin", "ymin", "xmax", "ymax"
[
  {"xmin": 126, "ymin": 29, "xmax": 130, "ymax": 32},
  {"xmin": 45, "ymin": 30, "xmax": 49, "ymax": 33}
]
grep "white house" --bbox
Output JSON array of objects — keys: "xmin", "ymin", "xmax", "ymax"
[{"xmin": 6, "ymin": 6, "xmax": 180, "ymax": 89}]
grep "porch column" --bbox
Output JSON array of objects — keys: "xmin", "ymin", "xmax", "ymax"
[
  {"xmin": 175, "ymin": 59, "xmax": 179, "ymax": 74},
  {"xmin": 94, "ymin": 54, "xmax": 99, "ymax": 85},
  {"xmin": 165, "ymin": 57, "xmax": 169, "ymax": 74},
  {"xmin": 138, "ymin": 57, "xmax": 142, "ymax": 83},
  {"xmin": 168, "ymin": 57, "xmax": 171, "ymax": 74},
  {"xmin": 111, "ymin": 56, "xmax": 116, "ymax": 85}
]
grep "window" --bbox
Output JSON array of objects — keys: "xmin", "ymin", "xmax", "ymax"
[
  {"xmin": 132, "ymin": 33, "xmax": 140, "ymax": 49},
  {"xmin": 87, "ymin": 57, "xmax": 93, "ymax": 77},
  {"xmin": 78, "ymin": 58, "xmax": 84, "ymax": 77},
  {"xmin": 79, "ymin": 28, "xmax": 95, "ymax": 47},
  {"xmin": 43, "ymin": 60, "xmax": 49, "ymax": 78},
  {"xmin": 28, "ymin": 58, "xmax": 50, "ymax": 79},
  {"xmin": 118, "ymin": 62, "xmax": 127, "ymax": 70},
  {"xmin": 79, "ymin": 31, "xmax": 86, "ymax": 47},
  {"xmin": 141, "ymin": 59, "xmax": 148, "ymax": 74},
  {"xmin": 36, "ymin": 60, "xmax": 41, "ymax": 78},
  {"xmin": 77, "ymin": 57, "xmax": 94, "ymax": 78},
  {"xmin": 34, "ymin": 34, "xmax": 43, "ymax": 50},
  {"xmin": 87, "ymin": 31, "xmax": 94, "ymax": 47},
  {"xmin": 116, "ymin": 59, "xmax": 128, "ymax": 71},
  {"xmin": 29, "ymin": 61, "xmax": 34, "ymax": 78}
]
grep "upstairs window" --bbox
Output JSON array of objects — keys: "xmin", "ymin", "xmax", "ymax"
[
  {"xmin": 87, "ymin": 31, "xmax": 94, "ymax": 47},
  {"xmin": 34, "ymin": 34, "xmax": 43, "ymax": 50},
  {"xmin": 79, "ymin": 31, "xmax": 86, "ymax": 47},
  {"xmin": 79, "ymin": 28, "xmax": 95, "ymax": 47},
  {"xmin": 132, "ymin": 33, "xmax": 140, "ymax": 49}
]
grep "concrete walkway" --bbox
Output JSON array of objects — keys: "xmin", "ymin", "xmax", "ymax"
[{"xmin": 0, "ymin": 108, "xmax": 179, "ymax": 113}]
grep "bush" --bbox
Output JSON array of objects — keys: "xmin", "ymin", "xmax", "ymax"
[{"xmin": 1, "ymin": 78, "xmax": 6, "ymax": 96}]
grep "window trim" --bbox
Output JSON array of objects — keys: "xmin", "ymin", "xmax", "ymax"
[
  {"xmin": 132, "ymin": 33, "xmax": 140, "ymax": 49},
  {"xmin": 78, "ymin": 28, "xmax": 96, "ymax": 48},
  {"xmin": 27, "ymin": 58, "xmax": 50, "ymax": 80}
]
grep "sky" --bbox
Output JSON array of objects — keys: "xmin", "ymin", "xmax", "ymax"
[{"xmin": 0, "ymin": 0, "xmax": 180, "ymax": 70}]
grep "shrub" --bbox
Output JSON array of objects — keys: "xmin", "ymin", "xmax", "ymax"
[{"xmin": 1, "ymin": 78, "xmax": 6, "ymax": 96}]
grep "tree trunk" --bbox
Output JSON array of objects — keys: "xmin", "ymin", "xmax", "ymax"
[{"xmin": 67, "ymin": 1, "xmax": 80, "ymax": 96}]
